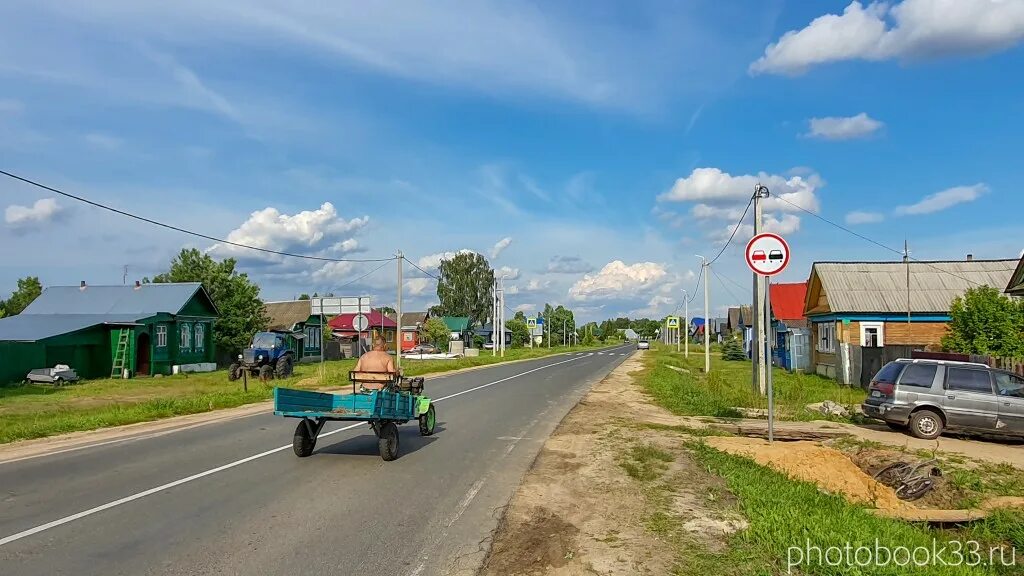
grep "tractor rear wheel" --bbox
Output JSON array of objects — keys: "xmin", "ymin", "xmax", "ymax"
[
  {"xmin": 419, "ymin": 404, "xmax": 436, "ymax": 436},
  {"xmin": 228, "ymin": 363, "xmax": 240, "ymax": 381},
  {"xmin": 378, "ymin": 422, "xmax": 399, "ymax": 461},
  {"xmin": 259, "ymin": 365, "xmax": 273, "ymax": 382},
  {"xmin": 275, "ymin": 355, "xmax": 293, "ymax": 378}
]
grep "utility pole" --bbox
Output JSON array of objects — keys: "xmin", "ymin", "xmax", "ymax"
[
  {"xmin": 499, "ymin": 276, "xmax": 505, "ymax": 357},
  {"xmin": 753, "ymin": 184, "xmax": 769, "ymax": 396},
  {"xmin": 683, "ymin": 289, "xmax": 689, "ymax": 359},
  {"xmin": 396, "ymin": 252, "xmax": 403, "ymax": 373},
  {"xmin": 492, "ymin": 279, "xmax": 498, "ymax": 357},
  {"xmin": 904, "ymin": 239, "xmax": 911, "ymax": 327},
  {"xmin": 696, "ymin": 255, "xmax": 710, "ymax": 373},
  {"xmin": 122, "ymin": 265, "xmax": 128, "ymax": 285}
]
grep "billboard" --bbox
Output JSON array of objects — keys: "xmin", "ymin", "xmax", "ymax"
[{"xmin": 310, "ymin": 296, "xmax": 370, "ymax": 316}]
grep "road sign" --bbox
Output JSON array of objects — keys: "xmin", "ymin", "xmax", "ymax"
[
  {"xmin": 311, "ymin": 296, "xmax": 370, "ymax": 316},
  {"xmin": 352, "ymin": 314, "xmax": 370, "ymax": 332},
  {"xmin": 666, "ymin": 316, "xmax": 680, "ymax": 328},
  {"xmin": 745, "ymin": 232, "xmax": 790, "ymax": 276}
]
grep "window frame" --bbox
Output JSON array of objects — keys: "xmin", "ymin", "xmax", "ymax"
[
  {"xmin": 816, "ymin": 322, "xmax": 835, "ymax": 354},
  {"xmin": 944, "ymin": 367, "xmax": 995, "ymax": 395},
  {"xmin": 994, "ymin": 372, "xmax": 1024, "ymax": 398},
  {"xmin": 304, "ymin": 326, "xmax": 320, "ymax": 350},
  {"xmin": 155, "ymin": 325, "xmax": 168, "ymax": 348},
  {"xmin": 180, "ymin": 323, "xmax": 192, "ymax": 352},
  {"xmin": 897, "ymin": 363, "xmax": 937, "ymax": 388},
  {"xmin": 860, "ymin": 321, "xmax": 884, "ymax": 348},
  {"xmin": 194, "ymin": 323, "xmax": 205, "ymax": 351}
]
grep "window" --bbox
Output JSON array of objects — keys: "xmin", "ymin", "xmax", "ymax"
[
  {"xmin": 860, "ymin": 322, "xmax": 884, "ymax": 348},
  {"xmin": 946, "ymin": 368, "xmax": 994, "ymax": 394},
  {"xmin": 816, "ymin": 322, "xmax": 835, "ymax": 353},
  {"xmin": 155, "ymin": 325, "xmax": 167, "ymax": 348},
  {"xmin": 995, "ymin": 373, "xmax": 1024, "ymax": 398},
  {"xmin": 194, "ymin": 323, "xmax": 205, "ymax": 351},
  {"xmin": 180, "ymin": 323, "xmax": 191, "ymax": 351},
  {"xmin": 386, "ymin": 331, "xmax": 394, "ymax": 343},
  {"xmin": 305, "ymin": 326, "xmax": 320, "ymax": 350},
  {"xmin": 899, "ymin": 364, "xmax": 937, "ymax": 388}
]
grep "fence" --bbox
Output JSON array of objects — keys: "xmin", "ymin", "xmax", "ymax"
[{"xmin": 911, "ymin": 350, "xmax": 1024, "ymax": 376}]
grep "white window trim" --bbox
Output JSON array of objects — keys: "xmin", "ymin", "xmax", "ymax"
[
  {"xmin": 816, "ymin": 322, "xmax": 836, "ymax": 354},
  {"xmin": 194, "ymin": 323, "xmax": 205, "ymax": 351},
  {"xmin": 860, "ymin": 322, "xmax": 884, "ymax": 348},
  {"xmin": 180, "ymin": 323, "xmax": 191, "ymax": 351},
  {"xmin": 155, "ymin": 325, "xmax": 167, "ymax": 348}
]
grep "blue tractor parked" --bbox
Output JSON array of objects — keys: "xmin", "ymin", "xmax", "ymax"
[{"xmin": 229, "ymin": 331, "xmax": 295, "ymax": 382}]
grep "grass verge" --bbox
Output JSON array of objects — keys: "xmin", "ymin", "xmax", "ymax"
[{"xmin": 0, "ymin": 343, "xmax": 607, "ymax": 444}]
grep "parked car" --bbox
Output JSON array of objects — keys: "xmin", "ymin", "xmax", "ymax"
[
  {"xmin": 408, "ymin": 343, "xmax": 440, "ymax": 355},
  {"xmin": 861, "ymin": 358, "xmax": 1024, "ymax": 440},
  {"xmin": 637, "ymin": 340, "xmax": 650, "ymax": 350}
]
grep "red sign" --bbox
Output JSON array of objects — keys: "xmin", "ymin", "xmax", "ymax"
[{"xmin": 745, "ymin": 232, "xmax": 790, "ymax": 276}]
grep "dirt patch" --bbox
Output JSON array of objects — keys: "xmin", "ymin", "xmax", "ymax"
[
  {"xmin": 480, "ymin": 353, "xmax": 746, "ymax": 576},
  {"xmin": 705, "ymin": 436, "xmax": 914, "ymax": 511},
  {"xmin": 842, "ymin": 446, "xmax": 968, "ymax": 510}
]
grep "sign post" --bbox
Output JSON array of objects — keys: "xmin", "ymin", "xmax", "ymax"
[{"xmin": 744, "ymin": 232, "xmax": 790, "ymax": 443}]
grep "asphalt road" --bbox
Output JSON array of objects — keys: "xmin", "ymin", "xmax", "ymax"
[{"xmin": 0, "ymin": 344, "xmax": 635, "ymax": 576}]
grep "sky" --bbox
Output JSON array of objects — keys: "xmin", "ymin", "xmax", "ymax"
[{"xmin": 2, "ymin": 0, "xmax": 1024, "ymax": 322}]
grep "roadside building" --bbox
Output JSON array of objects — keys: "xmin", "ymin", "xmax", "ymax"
[
  {"xmin": 1006, "ymin": 254, "xmax": 1024, "ymax": 297},
  {"xmin": 804, "ymin": 259, "xmax": 1017, "ymax": 387},
  {"xmin": 0, "ymin": 281, "xmax": 217, "ymax": 383},
  {"xmin": 769, "ymin": 282, "xmax": 810, "ymax": 372},
  {"xmin": 387, "ymin": 311, "xmax": 429, "ymax": 351},
  {"xmin": 328, "ymin": 310, "xmax": 398, "ymax": 354},
  {"xmin": 440, "ymin": 316, "xmax": 472, "ymax": 343},
  {"xmin": 263, "ymin": 300, "xmax": 323, "ymax": 362}
]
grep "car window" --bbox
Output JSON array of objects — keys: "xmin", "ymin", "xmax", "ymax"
[
  {"xmin": 873, "ymin": 362, "xmax": 905, "ymax": 383},
  {"xmin": 995, "ymin": 373, "xmax": 1024, "ymax": 398},
  {"xmin": 946, "ymin": 368, "xmax": 994, "ymax": 394},
  {"xmin": 898, "ymin": 364, "xmax": 937, "ymax": 388}
]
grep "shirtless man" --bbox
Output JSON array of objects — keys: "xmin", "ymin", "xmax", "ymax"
[{"xmin": 354, "ymin": 336, "xmax": 397, "ymax": 390}]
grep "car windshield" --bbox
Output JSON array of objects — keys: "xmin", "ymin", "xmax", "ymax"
[{"xmin": 252, "ymin": 333, "xmax": 277, "ymax": 348}]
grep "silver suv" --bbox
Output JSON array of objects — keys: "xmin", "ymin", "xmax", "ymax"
[{"xmin": 861, "ymin": 358, "xmax": 1024, "ymax": 440}]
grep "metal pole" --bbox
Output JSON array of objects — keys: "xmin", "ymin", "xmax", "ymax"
[
  {"xmin": 684, "ymin": 290, "xmax": 689, "ymax": 359},
  {"xmin": 754, "ymin": 185, "xmax": 768, "ymax": 396},
  {"xmin": 396, "ymin": 253, "xmax": 402, "ymax": 373},
  {"xmin": 766, "ymin": 275, "xmax": 774, "ymax": 443},
  {"xmin": 492, "ymin": 280, "xmax": 497, "ymax": 357},
  {"xmin": 703, "ymin": 257, "xmax": 710, "ymax": 374},
  {"xmin": 500, "ymin": 277, "xmax": 505, "ymax": 357}
]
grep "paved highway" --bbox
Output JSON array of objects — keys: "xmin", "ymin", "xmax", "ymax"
[{"xmin": 0, "ymin": 344, "xmax": 635, "ymax": 576}]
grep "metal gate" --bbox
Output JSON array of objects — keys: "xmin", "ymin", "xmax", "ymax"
[
  {"xmin": 861, "ymin": 347, "xmax": 884, "ymax": 388},
  {"xmin": 791, "ymin": 330, "xmax": 810, "ymax": 372}
]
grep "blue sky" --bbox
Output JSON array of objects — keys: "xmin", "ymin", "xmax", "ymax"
[{"xmin": 2, "ymin": 0, "xmax": 1023, "ymax": 321}]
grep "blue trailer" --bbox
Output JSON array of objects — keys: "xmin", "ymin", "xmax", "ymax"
[{"xmin": 273, "ymin": 371, "xmax": 435, "ymax": 460}]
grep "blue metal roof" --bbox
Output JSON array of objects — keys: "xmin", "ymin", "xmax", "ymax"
[
  {"xmin": 23, "ymin": 283, "xmax": 209, "ymax": 316},
  {"xmin": 0, "ymin": 314, "xmax": 141, "ymax": 342}
]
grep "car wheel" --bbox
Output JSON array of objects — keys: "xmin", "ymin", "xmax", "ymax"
[{"xmin": 909, "ymin": 409, "xmax": 943, "ymax": 440}]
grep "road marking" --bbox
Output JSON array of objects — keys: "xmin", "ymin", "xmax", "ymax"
[{"xmin": 0, "ymin": 354, "xmax": 587, "ymax": 548}]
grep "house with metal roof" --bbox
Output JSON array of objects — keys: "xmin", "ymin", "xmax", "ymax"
[
  {"xmin": 386, "ymin": 311, "xmax": 430, "ymax": 351},
  {"xmin": 804, "ymin": 259, "xmax": 1017, "ymax": 386},
  {"xmin": 263, "ymin": 300, "xmax": 323, "ymax": 362},
  {"xmin": 328, "ymin": 310, "xmax": 398, "ymax": 354},
  {"xmin": 769, "ymin": 282, "xmax": 810, "ymax": 372},
  {"xmin": 0, "ymin": 281, "xmax": 218, "ymax": 383},
  {"xmin": 1006, "ymin": 255, "xmax": 1024, "ymax": 297}
]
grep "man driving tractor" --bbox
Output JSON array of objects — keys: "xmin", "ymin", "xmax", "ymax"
[{"xmin": 353, "ymin": 336, "xmax": 398, "ymax": 390}]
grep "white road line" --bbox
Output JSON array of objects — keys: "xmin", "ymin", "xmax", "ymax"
[{"xmin": 0, "ymin": 354, "xmax": 587, "ymax": 548}]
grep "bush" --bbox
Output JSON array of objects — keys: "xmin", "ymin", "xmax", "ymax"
[{"xmin": 422, "ymin": 317, "xmax": 451, "ymax": 352}]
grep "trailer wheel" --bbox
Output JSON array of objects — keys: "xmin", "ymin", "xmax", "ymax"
[
  {"xmin": 378, "ymin": 422, "xmax": 399, "ymax": 461},
  {"xmin": 259, "ymin": 365, "xmax": 273, "ymax": 382},
  {"xmin": 419, "ymin": 404, "xmax": 436, "ymax": 436},
  {"xmin": 228, "ymin": 363, "xmax": 240, "ymax": 381},
  {"xmin": 293, "ymin": 420, "xmax": 317, "ymax": 457}
]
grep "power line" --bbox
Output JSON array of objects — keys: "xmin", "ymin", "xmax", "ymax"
[
  {"xmin": 708, "ymin": 196, "xmax": 753, "ymax": 265},
  {"xmin": 711, "ymin": 267, "xmax": 742, "ymax": 305},
  {"xmin": 402, "ymin": 256, "xmax": 440, "ymax": 280},
  {"xmin": 773, "ymin": 195, "xmax": 993, "ymax": 288},
  {"xmin": 334, "ymin": 259, "xmax": 393, "ymax": 291},
  {"xmin": 0, "ymin": 169, "xmax": 395, "ymax": 263}
]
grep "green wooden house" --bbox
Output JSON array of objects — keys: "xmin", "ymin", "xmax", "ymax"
[
  {"xmin": 0, "ymin": 281, "xmax": 218, "ymax": 383},
  {"xmin": 263, "ymin": 300, "xmax": 323, "ymax": 362}
]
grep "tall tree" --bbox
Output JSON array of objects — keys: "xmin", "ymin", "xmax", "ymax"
[
  {"xmin": 434, "ymin": 252, "xmax": 495, "ymax": 328},
  {"xmin": 377, "ymin": 306, "xmax": 397, "ymax": 315},
  {"xmin": 506, "ymin": 319, "xmax": 531, "ymax": 347},
  {"xmin": 942, "ymin": 286, "xmax": 1024, "ymax": 357},
  {"xmin": 542, "ymin": 303, "xmax": 576, "ymax": 345},
  {"xmin": 422, "ymin": 317, "xmax": 452, "ymax": 352},
  {"xmin": 2, "ymin": 276, "xmax": 43, "ymax": 316},
  {"xmin": 513, "ymin": 310, "xmax": 528, "ymax": 323},
  {"xmin": 152, "ymin": 249, "xmax": 269, "ymax": 356},
  {"xmin": 298, "ymin": 293, "xmax": 310, "ymax": 300}
]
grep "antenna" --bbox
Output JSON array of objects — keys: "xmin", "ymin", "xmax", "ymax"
[{"xmin": 123, "ymin": 265, "xmax": 128, "ymax": 285}]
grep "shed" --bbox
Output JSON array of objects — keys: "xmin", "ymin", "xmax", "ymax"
[
  {"xmin": 263, "ymin": 300, "xmax": 323, "ymax": 362},
  {"xmin": 769, "ymin": 282, "xmax": 810, "ymax": 372},
  {"xmin": 0, "ymin": 282, "xmax": 218, "ymax": 383}
]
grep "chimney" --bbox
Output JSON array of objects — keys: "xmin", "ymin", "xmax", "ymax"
[
  {"xmin": 134, "ymin": 280, "xmax": 141, "ymax": 290},
  {"xmin": 80, "ymin": 281, "xmax": 87, "ymax": 291},
  {"xmin": 966, "ymin": 254, "xmax": 974, "ymax": 262}
]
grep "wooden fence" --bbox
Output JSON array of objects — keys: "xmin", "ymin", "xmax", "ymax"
[{"xmin": 911, "ymin": 350, "xmax": 1024, "ymax": 376}]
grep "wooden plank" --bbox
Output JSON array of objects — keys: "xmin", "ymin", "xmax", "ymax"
[{"xmin": 707, "ymin": 423, "xmax": 850, "ymax": 441}]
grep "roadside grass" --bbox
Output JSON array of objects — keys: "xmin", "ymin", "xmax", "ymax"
[
  {"xmin": 687, "ymin": 442, "xmax": 1022, "ymax": 575},
  {"xmin": 642, "ymin": 343, "xmax": 866, "ymax": 422},
  {"xmin": 619, "ymin": 443, "xmax": 674, "ymax": 481},
  {"xmin": 0, "ymin": 343, "xmax": 604, "ymax": 444}
]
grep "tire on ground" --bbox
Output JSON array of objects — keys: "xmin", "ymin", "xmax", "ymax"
[
  {"xmin": 228, "ymin": 363, "xmax": 240, "ymax": 381},
  {"xmin": 293, "ymin": 420, "xmax": 316, "ymax": 457},
  {"xmin": 909, "ymin": 408, "xmax": 943, "ymax": 440},
  {"xmin": 259, "ymin": 364, "xmax": 274, "ymax": 381},
  {"xmin": 419, "ymin": 404, "xmax": 436, "ymax": 436},
  {"xmin": 378, "ymin": 422, "xmax": 400, "ymax": 461},
  {"xmin": 275, "ymin": 355, "xmax": 293, "ymax": 378}
]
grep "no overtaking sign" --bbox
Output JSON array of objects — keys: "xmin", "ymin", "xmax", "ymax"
[{"xmin": 745, "ymin": 232, "xmax": 790, "ymax": 276}]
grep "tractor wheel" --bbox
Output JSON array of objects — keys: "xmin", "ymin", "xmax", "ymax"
[
  {"xmin": 275, "ymin": 355, "xmax": 293, "ymax": 378},
  {"xmin": 259, "ymin": 365, "xmax": 274, "ymax": 382},
  {"xmin": 228, "ymin": 363, "xmax": 240, "ymax": 381},
  {"xmin": 419, "ymin": 404, "xmax": 436, "ymax": 436},
  {"xmin": 378, "ymin": 422, "xmax": 400, "ymax": 461},
  {"xmin": 293, "ymin": 420, "xmax": 317, "ymax": 457}
]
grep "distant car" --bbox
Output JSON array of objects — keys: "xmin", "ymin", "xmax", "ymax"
[
  {"xmin": 769, "ymin": 249, "xmax": 784, "ymax": 261},
  {"xmin": 483, "ymin": 342, "xmax": 494, "ymax": 350},
  {"xmin": 637, "ymin": 340, "xmax": 650, "ymax": 350},
  {"xmin": 409, "ymin": 343, "xmax": 440, "ymax": 355},
  {"xmin": 861, "ymin": 358, "xmax": 1024, "ymax": 440},
  {"xmin": 751, "ymin": 250, "xmax": 767, "ymax": 261}
]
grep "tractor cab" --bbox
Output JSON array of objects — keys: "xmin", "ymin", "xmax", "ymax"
[{"xmin": 230, "ymin": 331, "xmax": 295, "ymax": 381}]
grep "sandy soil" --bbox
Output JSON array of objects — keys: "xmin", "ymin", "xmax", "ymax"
[{"xmin": 480, "ymin": 353, "xmax": 746, "ymax": 576}]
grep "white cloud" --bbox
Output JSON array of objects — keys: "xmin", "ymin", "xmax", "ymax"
[
  {"xmin": 490, "ymin": 236, "xmax": 512, "ymax": 259},
  {"xmin": 504, "ymin": 284, "xmax": 520, "ymax": 295},
  {"xmin": 806, "ymin": 113, "xmax": 884, "ymax": 140},
  {"xmin": 311, "ymin": 261, "xmax": 355, "ymax": 284},
  {"xmin": 5, "ymin": 198, "xmax": 65, "ymax": 228},
  {"xmin": 894, "ymin": 184, "xmax": 988, "ymax": 215},
  {"xmin": 209, "ymin": 202, "xmax": 368, "ymax": 264},
  {"xmin": 523, "ymin": 278, "xmax": 552, "ymax": 292},
  {"xmin": 514, "ymin": 303, "xmax": 535, "ymax": 313},
  {"xmin": 845, "ymin": 210, "xmax": 885, "ymax": 224},
  {"xmin": 416, "ymin": 249, "xmax": 475, "ymax": 270},
  {"xmin": 84, "ymin": 132, "xmax": 123, "ymax": 150},
  {"xmin": 332, "ymin": 238, "xmax": 360, "ymax": 253},
  {"xmin": 497, "ymin": 265, "xmax": 520, "ymax": 280},
  {"xmin": 751, "ymin": 0, "xmax": 1024, "ymax": 76},
  {"xmin": 404, "ymin": 277, "xmax": 434, "ymax": 296},
  {"xmin": 569, "ymin": 261, "xmax": 667, "ymax": 302},
  {"xmin": 545, "ymin": 255, "xmax": 595, "ymax": 274}
]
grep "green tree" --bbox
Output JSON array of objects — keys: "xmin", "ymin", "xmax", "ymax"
[
  {"xmin": 433, "ymin": 252, "xmax": 495, "ymax": 328},
  {"xmin": 942, "ymin": 286, "xmax": 1024, "ymax": 357},
  {"xmin": 721, "ymin": 335, "xmax": 747, "ymax": 361},
  {"xmin": 422, "ymin": 317, "xmax": 452, "ymax": 352},
  {"xmin": 542, "ymin": 303, "xmax": 576, "ymax": 346},
  {"xmin": 2, "ymin": 276, "xmax": 43, "ymax": 316},
  {"xmin": 377, "ymin": 306, "xmax": 397, "ymax": 315},
  {"xmin": 506, "ymin": 319, "xmax": 531, "ymax": 347},
  {"xmin": 513, "ymin": 310, "xmax": 527, "ymax": 323},
  {"xmin": 298, "ymin": 293, "xmax": 310, "ymax": 300},
  {"xmin": 152, "ymin": 249, "xmax": 269, "ymax": 357}
]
